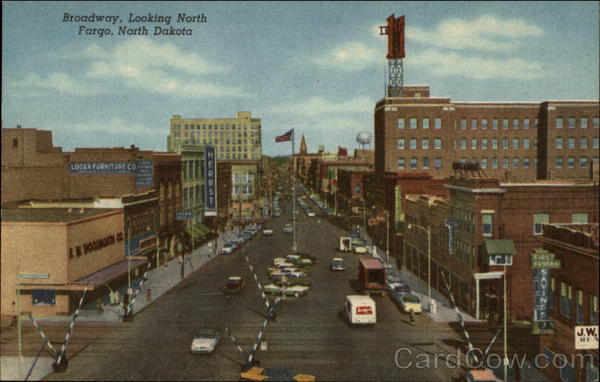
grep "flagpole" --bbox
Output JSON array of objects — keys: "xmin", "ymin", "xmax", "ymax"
[{"xmin": 292, "ymin": 130, "xmax": 297, "ymax": 252}]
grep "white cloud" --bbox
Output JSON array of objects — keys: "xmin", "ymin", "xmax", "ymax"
[
  {"xmin": 312, "ymin": 41, "xmax": 381, "ymax": 71},
  {"xmin": 271, "ymin": 96, "xmax": 373, "ymax": 117},
  {"xmin": 408, "ymin": 15, "xmax": 544, "ymax": 52},
  {"xmin": 12, "ymin": 72, "xmax": 106, "ymax": 96},
  {"xmin": 412, "ymin": 49, "xmax": 547, "ymax": 79}
]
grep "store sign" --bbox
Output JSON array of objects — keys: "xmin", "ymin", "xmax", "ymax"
[
  {"xmin": 530, "ymin": 250, "xmax": 561, "ymax": 269},
  {"xmin": 70, "ymin": 232, "xmax": 123, "ymax": 259},
  {"xmin": 176, "ymin": 211, "xmax": 193, "ymax": 221},
  {"xmin": 204, "ymin": 147, "xmax": 217, "ymax": 216},
  {"xmin": 69, "ymin": 160, "xmax": 153, "ymax": 187},
  {"xmin": 135, "ymin": 160, "xmax": 153, "ymax": 187},
  {"xmin": 575, "ymin": 326, "xmax": 599, "ymax": 350},
  {"xmin": 444, "ymin": 219, "xmax": 458, "ymax": 254}
]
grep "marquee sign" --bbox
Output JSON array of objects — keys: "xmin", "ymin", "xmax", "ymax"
[
  {"xmin": 531, "ymin": 248, "xmax": 560, "ymax": 335},
  {"xmin": 204, "ymin": 147, "xmax": 217, "ymax": 216}
]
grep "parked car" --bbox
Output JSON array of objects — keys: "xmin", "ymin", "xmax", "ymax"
[
  {"xmin": 231, "ymin": 236, "xmax": 245, "ymax": 246},
  {"xmin": 262, "ymin": 228, "xmax": 274, "ymax": 236},
  {"xmin": 190, "ymin": 329, "xmax": 222, "ymax": 354},
  {"xmin": 307, "ymin": 211, "xmax": 316, "ymax": 217},
  {"xmin": 387, "ymin": 281, "xmax": 411, "ymax": 295},
  {"xmin": 221, "ymin": 242, "xmax": 236, "ymax": 255},
  {"xmin": 224, "ymin": 276, "xmax": 245, "ymax": 293},
  {"xmin": 353, "ymin": 243, "xmax": 368, "ymax": 254},
  {"xmin": 295, "ymin": 252, "xmax": 317, "ymax": 264},
  {"xmin": 286, "ymin": 254, "xmax": 312, "ymax": 266},
  {"xmin": 330, "ymin": 258, "xmax": 346, "ymax": 271},
  {"xmin": 263, "ymin": 283, "xmax": 283, "ymax": 295},
  {"xmin": 399, "ymin": 294, "xmax": 422, "ymax": 313},
  {"xmin": 284, "ymin": 285, "xmax": 309, "ymax": 297},
  {"xmin": 283, "ymin": 224, "xmax": 293, "ymax": 233}
]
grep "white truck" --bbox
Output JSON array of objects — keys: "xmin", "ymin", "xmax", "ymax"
[{"xmin": 345, "ymin": 295, "xmax": 376, "ymax": 325}]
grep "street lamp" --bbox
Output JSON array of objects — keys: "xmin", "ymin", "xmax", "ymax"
[
  {"xmin": 372, "ymin": 205, "xmax": 389, "ymax": 264},
  {"xmin": 407, "ymin": 223, "xmax": 433, "ymax": 314}
]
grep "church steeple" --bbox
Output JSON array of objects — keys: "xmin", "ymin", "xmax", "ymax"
[{"xmin": 299, "ymin": 134, "xmax": 307, "ymax": 154}]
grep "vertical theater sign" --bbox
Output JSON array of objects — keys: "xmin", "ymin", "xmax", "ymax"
[{"xmin": 530, "ymin": 248, "xmax": 561, "ymax": 334}]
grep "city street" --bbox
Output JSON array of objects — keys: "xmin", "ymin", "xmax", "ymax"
[{"xmin": 44, "ymin": 186, "xmax": 467, "ymax": 381}]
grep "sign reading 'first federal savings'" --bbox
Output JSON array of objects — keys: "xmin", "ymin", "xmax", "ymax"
[{"xmin": 69, "ymin": 161, "xmax": 153, "ymax": 187}]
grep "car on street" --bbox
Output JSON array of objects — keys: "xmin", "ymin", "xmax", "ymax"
[
  {"xmin": 387, "ymin": 281, "xmax": 411, "ymax": 295},
  {"xmin": 283, "ymin": 224, "xmax": 293, "ymax": 233},
  {"xmin": 224, "ymin": 276, "xmax": 245, "ymax": 293},
  {"xmin": 295, "ymin": 252, "xmax": 317, "ymax": 264},
  {"xmin": 330, "ymin": 257, "xmax": 346, "ymax": 271},
  {"xmin": 231, "ymin": 236, "xmax": 245, "ymax": 246},
  {"xmin": 307, "ymin": 211, "xmax": 316, "ymax": 217},
  {"xmin": 286, "ymin": 254, "xmax": 312, "ymax": 266},
  {"xmin": 262, "ymin": 228, "xmax": 274, "ymax": 236},
  {"xmin": 190, "ymin": 329, "xmax": 222, "ymax": 354},
  {"xmin": 263, "ymin": 283, "xmax": 284, "ymax": 295},
  {"xmin": 398, "ymin": 293, "xmax": 422, "ymax": 313},
  {"xmin": 221, "ymin": 242, "xmax": 236, "ymax": 255},
  {"xmin": 270, "ymin": 271, "xmax": 311, "ymax": 285},
  {"xmin": 352, "ymin": 243, "xmax": 367, "ymax": 254},
  {"xmin": 284, "ymin": 285, "xmax": 309, "ymax": 297}
]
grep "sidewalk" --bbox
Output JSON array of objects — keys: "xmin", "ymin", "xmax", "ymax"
[{"xmin": 0, "ymin": 229, "xmax": 240, "ymax": 381}]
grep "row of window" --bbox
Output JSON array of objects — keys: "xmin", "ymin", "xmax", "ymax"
[
  {"xmin": 553, "ymin": 279, "xmax": 599, "ymax": 325},
  {"xmin": 232, "ymin": 185, "xmax": 254, "ymax": 195},
  {"xmin": 482, "ymin": 212, "xmax": 589, "ymax": 238},
  {"xmin": 397, "ymin": 157, "xmax": 540, "ymax": 170},
  {"xmin": 232, "ymin": 173, "xmax": 255, "ymax": 184},
  {"xmin": 175, "ymin": 137, "xmax": 260, "ymax": 145},
  {"xmin": 556, "ymin": 116, "xmax": 600, "ymax": 129},
  {"xmin": 397, "ymin": 117, "xmax": 600, "ymax": 130},
  {"xmin": 554, "ymin": 156, "xmax": 598, "ymax": 169},
  {"xmin": 175, "ymin": 123, "xmax": 261, "ymax": 130},
  {"xmin": 555, "ymin": 136, "xmax": 599, "ymax": 149},
  {"xmin": 182, "ymin": 185, "xmax": 204, "ymax": 209}
]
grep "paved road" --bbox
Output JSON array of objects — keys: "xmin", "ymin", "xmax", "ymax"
[{"xmin": 45, "ymin": 186, "xmax": 467, "ymax": 381}]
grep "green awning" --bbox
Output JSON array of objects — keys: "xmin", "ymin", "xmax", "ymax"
[
  {"xmin": 186, "ymin": 224, "xmax": 212, "ymax": 239},
  {"xmin": 484, "ymin": 239, "xmax": 517, "ymax": 256}
]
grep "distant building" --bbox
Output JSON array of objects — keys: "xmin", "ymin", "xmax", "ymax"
[{"xmin": 374, "ymin": 85, "xmax": 599, "ymax": 181}]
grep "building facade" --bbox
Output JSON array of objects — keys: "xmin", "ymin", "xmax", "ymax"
[
  {"xmin": 374, "ymin": 86, "xmax": 599, "ymax": 181},
  {"xmin": 168, "ymin": 112, "xmax": 262, "ymax": 161}
]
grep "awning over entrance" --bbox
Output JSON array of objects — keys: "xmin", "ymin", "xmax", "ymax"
[
  {"xmin": 483, "ymin": 239, "xmax": 517, "ymax": 256},
  {"xmin": 72, "ymin": 258, "xmax": 147, "ymax": 289}
]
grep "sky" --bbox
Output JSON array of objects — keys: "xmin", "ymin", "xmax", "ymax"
[{"xmin": 2, "ymin": 1, "xmax": 599, "ymax": 156}]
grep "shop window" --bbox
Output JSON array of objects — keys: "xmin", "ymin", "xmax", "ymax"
[{"xmin": 32, "ymin": 290, "xmax": 56, "ymax": 306}]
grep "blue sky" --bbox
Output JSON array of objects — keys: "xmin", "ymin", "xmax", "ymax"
[{"xmin": 2, "ymin": 1, "xmax": 598, "ymax": 156}]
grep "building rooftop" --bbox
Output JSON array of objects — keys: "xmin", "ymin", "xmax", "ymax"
[
  {"xmin": 1, "ymin": 208, "xmax": 119, "ymax": 223},
  {"xmin": 542, "ymin": 223, "xmax": 599, "ymax": 252}
]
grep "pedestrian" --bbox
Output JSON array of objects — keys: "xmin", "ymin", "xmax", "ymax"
[
  {"xmin": 96, "ymin": 298, "xmax": 104, "ymax": 315},
  {"xmin": 409, "ymin": 311, "xmax": 416, "ymax": 326}
]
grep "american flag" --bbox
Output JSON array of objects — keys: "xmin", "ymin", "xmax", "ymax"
[{"xmin": 274, "ymin": 129, "xmax": 293, "ymax": 142}]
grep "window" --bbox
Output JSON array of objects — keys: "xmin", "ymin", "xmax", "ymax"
[
  {"xmin": 534, "ymin": 213, "xmax": 549, "ymax": 235},
  {"xmin": 434, "ymin": 118, "xmax": 442, "ymax": 129},
  {"xmin": 409, "ymin": 138, "xmax": 417, "ymax": 149},
  {"xmin": 560, "ymin": 282, "xmax": 572, "ymax": 318},
  {"xmin": 513, "ymin": 158, "xmax": 519, "ymax": 168},
  {"xmin": 556, "ymin": 157, "xmax": 563, "ymax": 168},
  {"xmin": 434, "ymin": 157, "xmax": 442, "ymax": 169},
  {"xmin": 567, "ymin": 157, "xmax": 575, "ymax": 168},
  {"xmin": 410, "ymin": 157, "xmax": 417, "ymax": 169},
  {"xmin": 481, "ymin": 158, "xmax": 488, "ymax": 168},
  {"xmin": 460, "ymin": 138, "xmax": 467, "ymax": 149},
  {"xmin": 482, "ymin": 213, "xmax": 493, "ymax": 236},
  {"xmin": 409, "ymin": 118, "xmax": 417, "ymax": 129},
  {"xmin": 523, "ymin": 157, "xmax": 530, "ymax": 168},
  {"xmin": 572, "ymin": 213, "xmax": 589, "ymax": 223},
  {"xmin": 592, "ymin": 137, "xmax": 599, "ymax": 148},
  {"xmin": 12, "ymin": 138, "xmax": 18, "ymax": 148},
  {"xmin": 460, "ymin": 157, "xmax": 467, "ymax": 163},
  {"xmin": 556, "ymin": 137, "xmax": 563, "ymax": 149},
  {"xmin": 422, "ymin": 118, "xmax": 429, "ymax": 129},
  {"xmin": 461, "ymin": 119, "xmax": 467, "ymax": 129},
  {"xmin": 568, "ymin": 117, "xmax": 576, "ymax": 128},
  {"xmin": 523, "ymin": 119, "xmax": 530, "ymax": 129},
  {"xmin": 593, "ymin": 117, "xmax": 599, "ymax": 128},
  {"xmin": 512, "ymin": 137, "xmax": 519, "ymax": 149},
  {"xmin": 581, "ymin": 117, "xmax": 588, "ymax": 128},
  {"xmin": 397, "ymin": 139, "xmax": 405, "ymax": 150},
  {"xmin": 471, "ymin": 157, "xmax": 477, "ymax": 164},
  {"xmin": 422, "ymin": 157, "xmax": 430, "ymax": 169},
  {"xmin": 513, "ymin": 119, "xmax": 519, "ymax": 129},
  {"xmin": 502, "ymin": 157, "xmax": 509, "ymax": 169},
  {"xmin": 556, "ymin": 117, "xmax": 564, "ymax": 128},
  {"xmin": 471, "ymin": 138, "xmax": 477, "ymax": 149},
  {"xmin": 482, "ymin": 138, "xmax": 488, "ymax": 149},
  {"xmin": 397, "ymin": 119, "xmax": 405, "ymax": 129},
  {"xmin": 580, "ymin": 157, "xmax": 589, "ymax": 168},
  {"xmin": 471, "ymin": 119, "xmax": 477, "ymax": 129},
  {"xmin": 567, "ymin": 137, "xmax": 575, "ymax": 149},
  {"xmin": 591, "ymin": 295, "xmax": 599, "ymax": 324},
  {"xmin": 492, "ymin": 157, "xmax": 498, "ymax": 169},
  {"xmin": 422, "ymin": 138, "xmax": 429, "ymax": 149},
  {"xmin": 534, "ymin": 119, "xmax": 539, "ymax": 128},
  {"xmin": 523, "ymin": 138, "xmax": 530, "ymax": 149},
  {"xmin": 32, "ymin": 290, "xmax": 56, "ymax": 306},
  {"xmin": 503, "ymin": 137, "xmax": 509, "ymax": 149},
  {"xmin": 580, "ymin": 137, "xmax": 588, "ymax": 149},
  {"xmin": 398, "ymin": 158, "xmax": 405, "ymax": 169},
  {"xmin": 482, "ymin": 119, "xmax": 488, "ymax": 129},
  {"xmin": 492, "ymin": 138, "xmax": 498, "ymax": 149},
  {"xmin": 502, "ymin": 119, "xmax": 509, "ymax": 129},
  {"xmin": 434, "ymin": 138, "xmax": 442, "ymax": 149},
  {"xmin": 493, "ymin": 118, "xmax": 499, "ymax": 129}
]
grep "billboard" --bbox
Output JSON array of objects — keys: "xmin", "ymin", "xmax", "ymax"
[
  {"xmin": 386, "ymin": 14, "xmax": 405, "ymax": 59},
  {"xmin": 69, "ymin": 160, "xmax": 153, "ymax": 187},
  {"xmin": 575, "ymin": 326, "xmax": 599, "ymax": 350},
  {"xmin": 204, "ymin": 147, "xmax": 217, "ymax": 216}
]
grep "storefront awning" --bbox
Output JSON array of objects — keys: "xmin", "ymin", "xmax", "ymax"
[
  {"xmin": 72, "ymin": 258, "xmax": 147, "ymax": 289},
  {"xmin": 483, "ymin": 239, "xmax": 516, "ymax": 256}
]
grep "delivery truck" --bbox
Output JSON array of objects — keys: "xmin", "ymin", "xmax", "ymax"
[{"xmin": 358, "ymin": 258, "xmax": 386, "ymax": 295}]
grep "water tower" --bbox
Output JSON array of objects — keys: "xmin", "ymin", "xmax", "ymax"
[{"xmin": 356, "ymin": 131, "xmax": 372, "ymax": 150}]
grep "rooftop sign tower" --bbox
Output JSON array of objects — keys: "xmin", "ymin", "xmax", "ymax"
[{"xmin": 379, "ymin": 14, "xmax": 405, "ymax": 97}]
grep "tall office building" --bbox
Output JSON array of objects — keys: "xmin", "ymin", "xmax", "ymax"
[{"xmin": 168, "ymin": 112, "xmax": 262, "ymax": 160}]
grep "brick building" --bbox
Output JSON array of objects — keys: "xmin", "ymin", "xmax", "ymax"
[
  {"xmin": 537, "ymin": 223, "xmax": 598, "ymax": 382},
  {"xmin": 374, "ymin": 86, "xmax": 599, "ymax": 181},
  {"xmin": 404, "ymin": 175, "xmax": 599, "ymax": 322}
]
